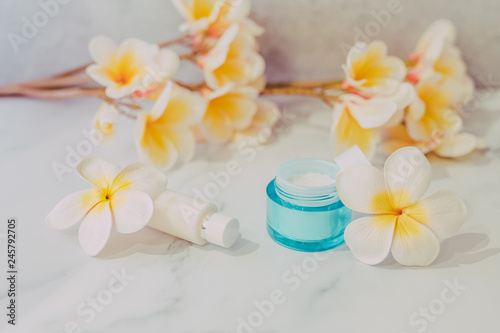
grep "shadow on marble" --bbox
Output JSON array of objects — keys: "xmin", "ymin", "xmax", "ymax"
[
  {"xmin": 430, "ymin": 232, "xmax": 500, "ymax": 269},
  {"xmin": 265, "ymin": 96, "xmax": 326, "ymax": 128},
  {"xmin": 193, "ymin": 235, "xmax": 260, "ymax": 257},
  {"xmin": 96, "ymin": 227, "xmax": 189, "ymax": 259},
  {"xmin": 429, "ymin": 149, "xmax": 493, "ymax": 167},
  {"xmin": 377, "ymin": 232, "xmax": 500, "ymax": 269},
  {"xmin": 94, "ymin": 227, "xmax": 260, "ymax": 259},
  {"xmin": 465, "ymin": 94, "xmax": 500, "ymax": 135}
]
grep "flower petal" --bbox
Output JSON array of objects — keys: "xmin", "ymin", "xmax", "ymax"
[
  {"xmin": 157, "ymin": 84, "xmax": 206, "ymax": 127},
  {"xmin": 46, "ymin": 189, "xmax": 104, "ymax": 230},
  {"xmin": 404, "ymin": 190, "xmax": 466, "ymax": 239},
  {"xmin": 228, "ymin": 25, "xmax": 256, "ymax": 54},
  {"xmin": 201, "ymin": 23, "xmax": 239, "ymax": 71},
  {"xmin": 200, "ymin": 109, "xmax": 233, "ymax": 143},
  {"xmin": 171, "ymin": 0, "xmax": 193, "ymax": 21},
  {"xmin": 413, "ymin": 19, "xmax": 456, "ymax": 63},
  {"xmin": 110, "ymin": 163, "xmax": 167, "ymax": 197},
  {"xmin": 384, "ymin": 147, "xmax": 432, "ymax": 209},
  {"xmin": 105, "ymin": 75, "xmax": 142, "ymax": 99},
  {"xmin": 434, "ymin": 132, "xmax": 477, "ymax": 158},
  {"xmin": 136, "ymin": 113, "xmax": 180, "ymax": 170},
  {"xmin": 348, "ymin": 97, "xmax": 398, "ymax": 129},
  {"xmin": 434, "ymin": 45, "xmax": 466, "ymax": 79},
  {"xmin": 380, "ymin": 125, "xmax": 415, "ymax": 155},
  {"xmin": 362, "ymin": 56, "xmax": 407, "ymax": 95},
  {"xmin": 406, "ymin": 76, "xmax": 464, "ymax": 141},
  {"xmin": 110, "ymin": 190, "xmax": 153, "ymax": 233},
  {"xmin": 150, "ymin": 81, "xmax": 173, "ymax": 120},
  {"xmin": 232, "ymin": 99, "xmax": 280, "ymax": 142},
  {"xmin": 242, "ymin": 18, "xmax": 265, "ymax": 36},
  {"xmin": 458, "ymin": 76, "xmax": 475, "ymax": 104},
  {"xmin": 211, "ymin": 89, "xmax": 258, "ymax": 130},
  {"xmin": 93, "ymin": 102, "xmax": 120, "ymax": 138},
  {"xmin": 384, "ymin": 109, "xmax": 404, "ymax": 128},
  {"xmin": 180, "ymin": 17, "xmax": 210, "ymax": 33},
  {"xmin": 166, "ymin": 129, "xmax": 196, "ymax": 162},
  {"xmin": 391, "ymin": 214, "xmax": 440, "ymax": 266},
  {"xmin": 383, "ymin": 124, "xmax": 413, "ymax": 142},
  {"xmin": 344, "ymin": 215, "xmax": 397, "ymax": 265},
  {"xmin": 202, "ymin": 25, "xmax": 263, "ymax": 90},
  {"xmin": 88, "ymin": 36, "xmax": 117, "ymax": 66},
  {"xmin": 391, "ymin": 82, "xmax": 416, "ymax": 111},
  {"xmin": 407, "ymin": 96, "xmax": 425, "ymax": 120},
  {"xmin": 76, "ymin": 158, "xmax": 121, "ymax": 192},
  {"xmin": 219, "ymin": 0, "xmax": 251, "ymax": 23},
  {"xmin": 379, "ymin": 83, "xmax": 416, "ymax": 128},
  {"xmin": 345, "ymin": 41, "xmax": 406, "ymax": 95},
  {"xmin": 86, "ymin": 64, "xmax": 116, "ymax": 88},
  {"xmin": 205, "ymin": 53, "xmax": 261, "ymax": 89},
  {"xmin": 407, "ymin": 107, "xmax": 463, "ymax": 142},
  {"xmin": 249, "ymin": 74, "xmax": 266, "ymax": 92},
  {"xmin": 337, "ymin": 163, "xmax": 394, "ymax": 214},
  {"xmin": 331, "ymin": 104, "xmax": 378, "ymax": 160},
  {"xmin": 78, "ymin": 201, "xmax": 113, "ymax": 256},
  {"xmin": 253, "ymin": 99, "xmax": 281, "ymax": 127},
  {"xmin": 118, "ymin": 38, "xmax": 159, "ymax": 64},
  {"xmin": 151, "ymin": 49, "xmax": 180, "ymax": 84},
  {"xmin": 246, "ymin": 51, "xmax": 266, "ymax": 82}
]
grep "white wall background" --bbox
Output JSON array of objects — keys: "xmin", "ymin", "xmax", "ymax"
[{"xmin": 0, "ymin": 0, "xmax": 499, "ymax": 86}]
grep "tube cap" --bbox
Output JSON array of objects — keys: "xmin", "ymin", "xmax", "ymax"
[
  {"xmin": 205, "ymin": 212, "xmax": 240, "ymax": 248},
  {"xmin": 334, "ymin": 145, "xmax": 371, "ymax": 170}
]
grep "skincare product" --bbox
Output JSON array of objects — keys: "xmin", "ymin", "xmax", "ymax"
[
  {"xmin": 266, "ymin": 146, "xmax": 370, "ymax": 252},
  {"xmin": 148, "ymin": 190, "xmax": 240, "ymax": 248}
]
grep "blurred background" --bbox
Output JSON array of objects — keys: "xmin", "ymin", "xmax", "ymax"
[{"xmin": 0, "ymin": 0, "xmax": 499, "ymax": 86}]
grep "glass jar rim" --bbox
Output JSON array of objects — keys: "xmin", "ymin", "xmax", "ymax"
[{"xmin": 275, "ymin": 158, "xmax": 339, "ymax": 207}]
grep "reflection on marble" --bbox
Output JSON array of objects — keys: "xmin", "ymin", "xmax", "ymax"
[{"xmin": 0, "ymin": 91, "xmax": 500, "ymax": 333}]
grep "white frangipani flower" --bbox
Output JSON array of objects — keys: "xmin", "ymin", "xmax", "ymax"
[
  {"xmin": 86, "ymin": 36, "xmax": 179, "ymax": 99},
  {"xmin": 337, "ymin": 147, "xmax": 467, "ymax": 266},
  {"xmin": 342, "ymin": 41, "xmax": 407, "ymax": 96},
  {"xmin": 46, "ymin": 158, "xmax": 167, "ymax": 256}
]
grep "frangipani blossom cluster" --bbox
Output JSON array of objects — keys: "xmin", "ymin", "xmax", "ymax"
[
  {"xmin": 15, "ymin": 10, "xmax": 480, "ymax": 171},
  {"xmin": 332, "ymin": 19, "xmax": 481, "ymax": 160},
  {"xmin": 337, "ymin": 147, "xmax": 467, "ymax": 266},
  {"xmin": 85, "ymin": 0, "xmax": 278, "ymax": 170}
]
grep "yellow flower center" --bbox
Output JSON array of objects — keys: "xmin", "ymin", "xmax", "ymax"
[
  {"xmin": 107, "ymin": 51, "xmax": 142, "ymax": 86},
  {"xmin": 370, "ymin": 190, "xmax": 411, "ymax": 215}
]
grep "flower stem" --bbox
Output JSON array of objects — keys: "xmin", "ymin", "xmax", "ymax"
[
  {"xmin": 101, "ymin": 96, "xmax": 142, "ymax": 110},
  {"xmin": 53, "ymin": 64, "xmax": 89, "ymax": 78},
  {"xmin": 159, "ymin": 34, "xmax": 191, "ymax": 48},
  {"xmin": 174, "ymin": 80, "xmax": 205, "ymax": 91},
  {"xmin": 179, "ymin": 53, "xmax": 198, "ymax": 63},
  {"xmin": 113, "ymin": 105, "xmax": 138, "ymax": 119},
  {"xmin": 262, "ymin": 84, "xmax": 341, "ymax": 106},
  {"xmin": 266, "ymin": 79, "xmax": 343, "ymax": 89},
  {"xmin": 21, "ymin": 73, "xmax": 93, "ymax": 89},
  {"xmin": 0, "ymin": 86, "xmax": 105, "ymax": 99}
]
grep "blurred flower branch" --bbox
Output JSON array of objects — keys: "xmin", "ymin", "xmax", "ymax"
[{"xmin": 0, "ymin": 0, "xmax": 483, "ymax": 169}]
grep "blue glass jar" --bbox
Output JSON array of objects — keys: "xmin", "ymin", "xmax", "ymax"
[{"xmin": 266, "ymin": 158, "xmax": 352, "ymax": 252}]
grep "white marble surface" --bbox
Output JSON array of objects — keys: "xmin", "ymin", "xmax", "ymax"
[{"xmin": 1, "ymin": 90, "xmax": 500, "ymax": 333}]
